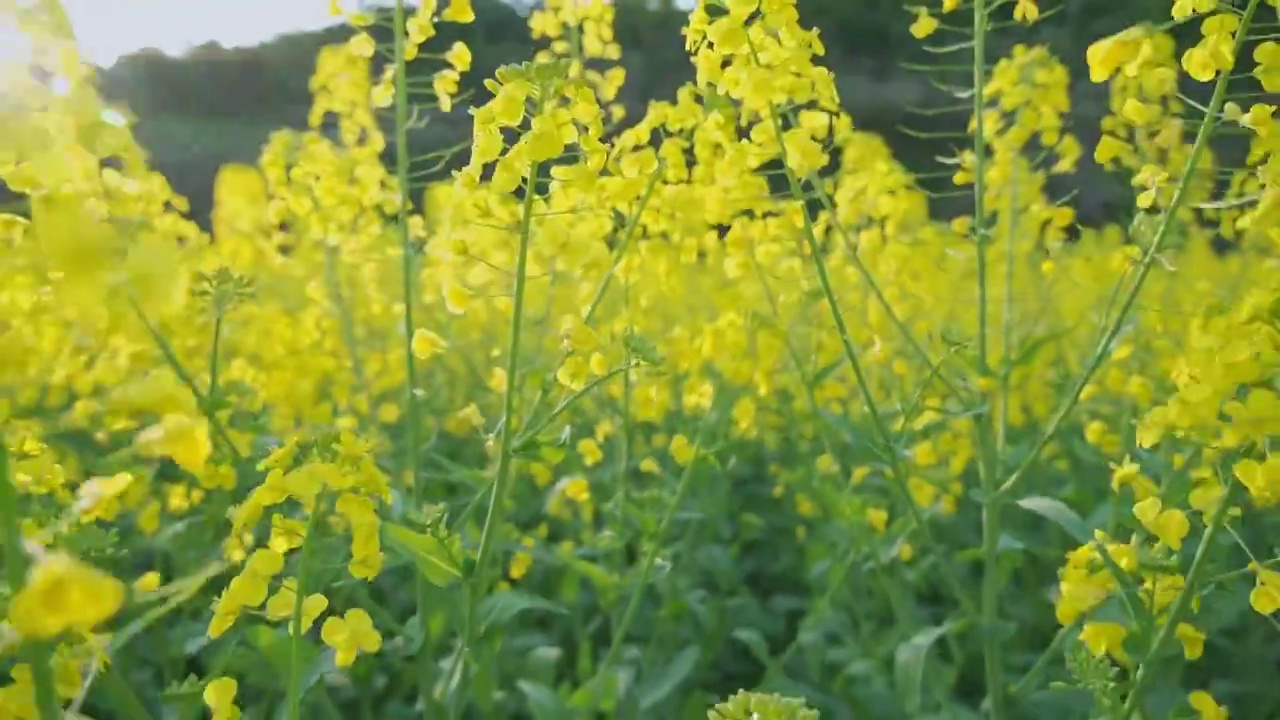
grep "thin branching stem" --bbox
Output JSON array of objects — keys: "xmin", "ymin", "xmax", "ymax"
[
  {"xmin": 1009, "ymin": 619, "xmax": 1079, "ymax": 699},
  {"xmin": 1120, "ymin": 479, "xmax": 1241, "ymax": 718},
  {"xmin": 449, "ymin": 159, "xmax": 543, "ymax": 718},
  {"xmin": 515, "ymin": 163, "xmax": 663, "ymax": 432},
  {"xmin": 129, "ymin": 299, "xmax": 242, "ymax": 462},
  {"xmin": 994, "ymin": 0, "xmax": 1262, "ymax": 501},
  {"xmin": 515, "ymin": 362, "xmax": 643, "ymax": 448},
  {"xmin": 767, "ymin": 103, "xmax": 975, "ymax": 617},
  {"xmin": 590, "ymin": 411, "xmax": 716, "ymax": 689},
  {"xmin": 393, "ymin": 0, "xmax": 421, "ymax": 507},
  {"xmin": 780, "ymin": 107, "xmax": 966, "ymax": 401}
]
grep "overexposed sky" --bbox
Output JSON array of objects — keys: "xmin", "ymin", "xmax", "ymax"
[{"xmin": 61, "ymin": 0, "xmax": 368, "ymax": 67}]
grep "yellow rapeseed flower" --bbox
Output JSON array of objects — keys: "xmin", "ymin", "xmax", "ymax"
[
  {"xmin": 9, "ymin": 553, "xmax": 125, "ymax": 639},
  {"xmin": 321, "ymin": 608, "xmax": 382, "ymax": 667},
  {"xmin": 203, "ymin": 677, "xmax": 240, "ymax": 720}
]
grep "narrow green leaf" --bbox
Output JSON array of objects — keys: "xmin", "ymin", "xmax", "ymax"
[
  {"xmin": 384, "ymin": 522, "xmax": 463, "ymax": 587},
  {"xmin": 1015, "ymin": 496, "xmax": 1089, "ymax": 543},
  {"xmin": 477, "ymin": 590, "xmax": 567, "ymax": 630},
  {"xmin": 638, "ymin": 645, "xmax": 700, "ymax": 710},
  {"xmin": 730, "ymin": 628, "xmax": 771, "ymax": 666},
  {"xmin": 516, "ymin": 680, "xmax": 567, "ymax": 720},
  {"xmin": 568, "ymin": 667, "xmax": 623, "ymax": 711},
  {"xmin": 97, "ymin": 664, "xmax": 155, "ymax": 720},
  {"xmin": 894, "ymin": 623, "xmax": 953, "ymax": 716},
  {"xmin": 563, "ymin": 555, "xmax": 620, "ymax": 593}
]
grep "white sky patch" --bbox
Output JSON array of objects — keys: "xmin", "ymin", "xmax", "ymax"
[{"xmin": 61, "ymin": 0, "xmax": 382, "ymax": 66}]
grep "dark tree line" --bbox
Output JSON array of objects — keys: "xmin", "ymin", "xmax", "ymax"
[{"xmin": 82, "ymin": 0, "xmax": 1169, "ymax": 225}]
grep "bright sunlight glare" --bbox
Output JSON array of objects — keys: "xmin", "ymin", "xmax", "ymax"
[
  {"xmin": 60, "ymin": 0, "xmax": 350, "ymax": 67},
  {"xmin": 0, "ymin": 11, "xmax": 35, "ymax": 68}
]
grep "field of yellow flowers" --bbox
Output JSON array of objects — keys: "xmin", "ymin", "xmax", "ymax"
[{"xmin": 3, "ymin": 0, "xmax": 1280, "ymax": 717}]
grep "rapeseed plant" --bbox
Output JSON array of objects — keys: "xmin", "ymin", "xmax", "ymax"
[{"xmin": 1, "ymin": 0, "xmax": 1279, "ymax": 717}]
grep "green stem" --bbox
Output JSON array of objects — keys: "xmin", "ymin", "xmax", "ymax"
[
  {"xmin": 591, "ymin": 412, "xmax": 715, "ymax": 686},
  {"xmin": 612, "ymin": 268, "xmax": 633, "ymax": 574},
  {"xmin": 969, "ymin": 3, "xmax": 1006, "ymax": 711},
  {"xmin": 787, "ymin": 124, "xmax": 964, "ymax": 399},
  {"xmin": 0, "ymin": 441, "xmax": 60, "ymax": 720},
  {"xmin": 750, "ymin": 248, "xmax": 934, "ymax": 667},
  {"xmin": 767, "ymin": 103, "xmax": 974, "ymax": 617},
  {"xmin": 470, "ymin": 158, "xmax": 540, "ymax": 589},
  {"xmin": 749, "ymin": 253, "xmax": 841, "ymax": 459},
  {"xmin": 1010, "ymin": 620, "xmax": 1079, "ymax": 699},
  {"xmin": 994, "ymin": 0, "xmax": 1261, "ymax": 501},
  {"xmin": 448, "ymin": 159, "xmax": 542, "ymax": 717},
  {"xmin": 392, "ymin": 0, "xmax": 420, "ymax": 514},
  {"xmin": 972, "ymin": 3, "xmax": 990, "ymax": 379},
  {"xmin": 389, "ymin": 3, "xmax": 432, "ymax": 715},
  {"xmin": 514, "ymin": 362, "xmax": 642, "ymax": 449},
  {"xmin": 978, "ymin": 476, "xmax": 1005, "ymax": 713},
  {"xmin": 996, "ymin": 171, "xmax": 1018, "ymax": 462},
  {"xmin": 1206, "ymin": 555, "xmax": 1280, "ymax": 586},
  {"xmin": 516, "ymin": 163, "xmax": 662, "ymax": 432},
  {"xmin": 824, "ymin": 223, "xmax": 965, "ymax": 400},
  {"xmin": 285, "ymin": 502, "xmax": 325, "ymax": 720},
  {"xmin": 1119, "ymin": 479, "xmax": 1240, "ymax": 719},
  {"xmin": 206, "ymin": 314, "xmax": 223, "ymax": 418},
  {"xmin": 130, "ymin": 299, "xmax": 242, "ymax": 462}
]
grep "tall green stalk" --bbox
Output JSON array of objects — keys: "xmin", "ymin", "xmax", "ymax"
[
  {"xmin": 388, "ymin": 3, "xmax": 434, "ymax": 715},
  {"xmin": 996, "ymin": 173, "xmax": 1019, "ymax": 460},
  {"xmin": 284, "ymin": 500, "xmax": 325, "ymax": 720},
  {"xmin": 966, "ymin": 1, "xmax": 1008, "ymax": 715},
  {"xmin": 515, "ymin": 163, "xmax": 662, "ymax": 432},
  {"xmin": 471, "ymin": 159, "xmax": 541, "ymax": 582},
  {"xmin": 392, "ymin": 0, "xmax": 420, "ymax": 516},
  {"xmin": 971, "ymin": 0, "xmax": 990, "ymax": 376},
  {"xmin": 0, "ymin": 442, "xmax": 60, "ymax": 720},
  {"xmin": 448, "ymin": 158, "xmax": 543, "ymax": 718}
]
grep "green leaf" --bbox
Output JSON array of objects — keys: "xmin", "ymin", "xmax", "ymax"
[
  {"xmin": 730, "ymin": 627, "xmax": 772, "ymax": 666},
  {"xmin": 1016, "ymin": 496, "xmax": 1089, "ymax": 543},
  {"xmin": 517, "ymin": 680, "xmax": 567, "ymax": 720},
  {"xmin": 384, "ymin": 522, "xmax": 463, "ymax": 587},
  {"xmin": 810, "ymin": 358, "xmax": 845, "ymax": 386},
  {"xmin": 246, "ymin": 627, "xmax": 332, "ymax": 703},
  {"xmin": 568, "ymin": 669, "xmax": 622, "ymax": 712},
  {"xmin": 477, "ymin": 590, "xmax": 568, "ymax": 630},
  {"xmin": 622, "ymin": 328, "xmax": 664, "ymax": 365},
  {"xmin": 639, "ymin": 645, "xmax": 700, "ymax": 710},
  {"xmin": 97, "ymin": 664, "xmax": 155, "ymax": 720},
  {"xmin": 894, "ymin": 623, "xmax": 953, "ymax": 716},
  {"xmin": 563, "ymin": 556, "xmax": 620, "ymax": 594}
]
